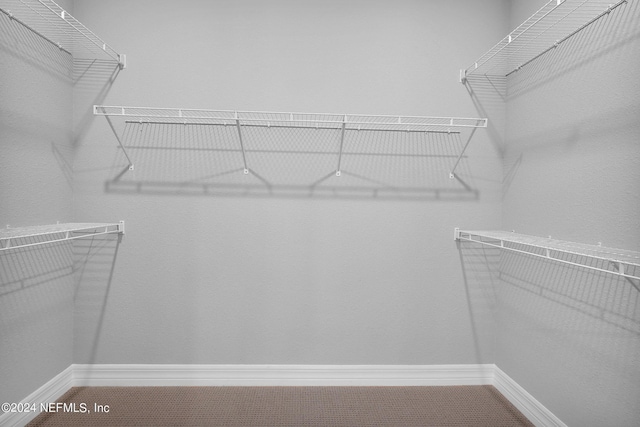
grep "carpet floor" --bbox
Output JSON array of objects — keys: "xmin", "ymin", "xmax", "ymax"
[{"xmin": 27, "ymin": 385, "xmax": 534, "ymax": 426}]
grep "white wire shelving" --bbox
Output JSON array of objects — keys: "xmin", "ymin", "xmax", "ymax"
[
  {"xmin": 460, "ymin": 0, "xmax": 629, "ymax": 81},
  {"xmin": 93, "ymin": 105, "xmax": 488, "ymax": 181},
  {"xmin": 93, "ymin": 106, "xmax": 487, "ymax": 131},
  {"xmin": 0, "ymin": 222, "xmax": 125, "ymax": 252},
  {"xmin": 0, "ymin": 0, "xmax": 125, "ymax": 68},
  {"xmin": 454, "ymin": 229, "xmax": 640, "ymax": 281}
]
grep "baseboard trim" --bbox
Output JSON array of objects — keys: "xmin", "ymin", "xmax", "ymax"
[
  {"xmin": 72, "ymin": 363, "xmax": 495, "ymax": 387},
  {"xmin": 3, "ymin": 364, "xmax": 565, "ymax": 427},
  {"xmin": 493, "ymin": 366, "xmax": 567, "ymax": 427},
  {"xmin": 0, "ymin": 365, "xmax": 73, "ymax": 427}
]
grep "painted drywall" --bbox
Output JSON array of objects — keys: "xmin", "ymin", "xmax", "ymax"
[
  {"xmin": 496, "ymin": 0, "xmax": 640, "ymax": 425},
  {"xmin": 0, "ymin": 0, "xmax": 75, "ymax": 406},
  {"xmin": 70, "ymin": 0, "xmax": 507, "ymax": 366}
]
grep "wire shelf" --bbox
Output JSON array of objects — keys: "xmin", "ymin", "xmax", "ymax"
[
  {"xmin": 461, "ymin": 0, "xmax": 629, "ymax": 79},
  {"xmin": 94, "ymin": 106, "xmax": 488, "ymax": 132},
  {"xmin": 0, "ymin": 222, "xmax": 124, "ymax": 251},
  {"xmin": 455, "ymin": 229, "xmax": 640, "ymax": 281},
  {"xmin": 94, "ymin": 105, "xmax": 488, "ymax": 185},
  {"xmin": 0, "ymin": 0, "xmax": 125, "ymax": 67}
]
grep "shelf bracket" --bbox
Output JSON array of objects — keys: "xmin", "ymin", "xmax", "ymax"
[
  {"xmin": 94, "ymin": 106, "xmax": 134, "ymax": 174},
  {"xmin": 235, "ymin": 113, "xmax": 249, "ymax": 175},
  {"xmin": 459, "ymin": 69, "xmax": 467, "ymax": 84},
  {"xmin": 336, "ymin": 116, "xmax": 347, "ymax": 176},
  {"xmin": 449, "ymin": 123, "xmax": 481, "ymax": 179}
]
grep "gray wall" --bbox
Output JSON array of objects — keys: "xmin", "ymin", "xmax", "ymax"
[
  {"xmin": 70, "ymin": 0, "xmax": 506, "ymax": 365},
  {"xmin": 0, "ymin": 0, "xmax": 75, "ymax": 405},
  {"xmin": 495, "ymin": 0, "xmax": 640, "ymax": 425}
]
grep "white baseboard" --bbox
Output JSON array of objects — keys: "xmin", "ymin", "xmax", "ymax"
[
  {"xmin": 72, "ymin": 363, "xmax": 495, "ymax": 387},
  {"xmin": 0, "ymin": 365, "xmax": 73, "ymax": 427},
  {"xmin": 2, "ymin": 364, "xmax": 564, "ymax": 427},
  {"xmin": 493, "ymin": 366, "xmax": 567, "ymax": 427}
]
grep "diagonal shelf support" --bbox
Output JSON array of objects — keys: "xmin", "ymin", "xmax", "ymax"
[
  {"xmin": 449, "ymin": 124, "xmax": 480, "ymax": 179},
  {"xmin": 94, "ymin": 106, "xmax": 134, "ymax": 176},
  {"xmin": 336, "ymin": 117, "xmax": 347, "ymax": 177},
  {"xmin": 235, "ymin": 112, "xmax": 249, "ymax": 175}
]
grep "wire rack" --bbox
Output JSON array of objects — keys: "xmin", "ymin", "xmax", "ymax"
[
  {"xmin": 0, "ymin": 0, "xmax": 124, "ymax": 67},
  {"xmin": 455, "ymin": 229, "xmax": 640, "ymax": 281},
  {"xmin": 461, "ymin": 0, "xmax": 629, "ymax": 79},
  {"xmin": 0, "ymin": 222, "xmax": 124, "ymax": 251},
  {"xmin": 94, "ymin": 106, "xmax": 488, "ymax": 190},
  {"xmin": 94, "ymin": 106, "xmax": 487, "ymax": 132}
]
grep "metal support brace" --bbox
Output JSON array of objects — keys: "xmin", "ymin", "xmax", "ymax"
[
  {"xmin": 103, "ymin": 113, "xmax": 134, "ymax": 172},
  {"xmin": 235, "ymin": 113, "xmax": 249, "ymax": 174},
  {"xmin": 449, "ymin": 124, "xmax": 480, "ymax": 179},
  {"xmin": 336, "ymin": 116, "xmax": 347, "ymax": 176}
]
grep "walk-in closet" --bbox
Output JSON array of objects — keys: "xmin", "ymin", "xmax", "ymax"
[{"xmin": 1, "ymin": 1, "xmax": 638, "ymax": 426}]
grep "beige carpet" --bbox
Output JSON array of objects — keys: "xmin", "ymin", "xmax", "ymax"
[{"xmin": 27, "ymin": 385, "xmax": 534, "ymax": 426}]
